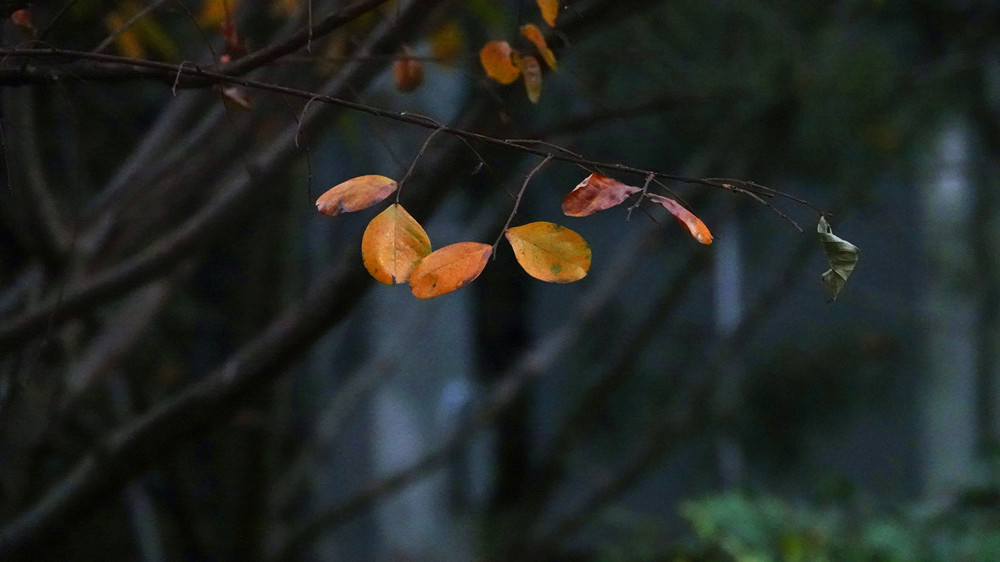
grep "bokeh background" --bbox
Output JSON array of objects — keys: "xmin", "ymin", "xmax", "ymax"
[{"xmin": 2, "ymin": 0, "xmax": 999, "ymax": 560}]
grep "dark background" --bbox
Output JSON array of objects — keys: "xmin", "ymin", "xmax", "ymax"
[{"xmin": 2, "ymin": 0, "xmax": 999, "ymax": 560}]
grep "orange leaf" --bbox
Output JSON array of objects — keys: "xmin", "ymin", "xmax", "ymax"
[
  {"xmin": 316, "ymin": 175, "xmax": 397, "ymax": 216},
  {"xmin": 520, "ymin": 24, "xmax": 557, "ymax": 70},
  {"xmin": 537, "ymin": 0, "xmax": 559, "ymax": 27},
  {"xmin": 646, "ymin": 193, "xmax": 713, "ymax": 245},
  {"xmin": 562, "ymin": 173, "xmax": 641, "ymax": 217},
  {"xmin": 393, "ymin": 47, "xmax": 424, "ymax": 92},
  {"xmin": 198, "ymin": 0, "xmax": 241, "ymax": 28},
  {"xmin": 505, "ymin": 222, "xmax": 590, "ymax": 283},
  {"xmin": 410, "ymin": 242, "xmax": 492, "ymax": 298},
  {"xmin": 480, "ymin": 40, "xmax": 520, "ymax": 85},
  {"xmin": 519, "ymin": 54, "xmax": 542, "ymax": 104},
  {"xmin": 362, "ymin": 203, "xmax": 431, "ymax": 285}
]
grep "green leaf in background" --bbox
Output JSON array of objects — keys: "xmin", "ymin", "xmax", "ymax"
[{"xmin": 817, "ymin": 216, "xmax": 860, "ymax": 302}]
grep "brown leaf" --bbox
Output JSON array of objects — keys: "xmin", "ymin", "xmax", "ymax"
[
  {"xmin": 393, "ymin": 46, "xmax": 424, "ymax": 92},
  {"xmin": 519, "ymin": 54, "xmax": 542, "ymax": 104},
  {"xmin": 505, "ymin": 222, "xmax": 590, "ymax": 282},
  {"xmin": 562, "ymin": 173, "xmax": 641, "ymax": 217},
  {"xmin": 361, "ymin": 204, "xmax": 431, "ymax": 285},
  {"xmin": 646, "ymin": 193, "xmax": 713, "ymax": 244},
  {"xmin": 316, "ymin": 175, "xmax": 397, "ymax": 216},
  {"xmin": 410, "ymin": 242, "xmax": 492, "ymax": 298},
  {"xmin": 520, "ymin": 24, "xmax": 557, "ymax": 70},
  {"xmin": 480, "ymin": 40, "xmax": 520, "ymax": 85}
]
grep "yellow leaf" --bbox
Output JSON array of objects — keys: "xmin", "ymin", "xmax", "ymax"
[
  {"xmin": 480, "ymin": 40, "xmax": 520, "ymax": 85},
  {"xmin": 410, "ymin": 242, "xmax": 492, "ymax": 298},
  {"xmin": 646, "ymin": 194, "xmax": 713, "ymax": 245},
  {"xmin": 430, "ymin": 20, "xmax": 464, "ymax": 64},
  {"xmin": 518, "ymin": 54, "xmax": 542, "ymax": 104},
  {"xmin": 537, "ymin": 0, "xmax": 559, "ymax": 27},
  {"xmin": 505, "ymin": 222, "xmax": 590, "ymax": 282},
  {"xmin": 362, "ymin": 204, "xmax": 431, "ymax": 285},
  {"xmin": 316, "ymin": 175, "xmax": 397, "ymax": 216},
  {"xmin": 520, "ymin": 24, "xmax": 557, "ymax": 70}
]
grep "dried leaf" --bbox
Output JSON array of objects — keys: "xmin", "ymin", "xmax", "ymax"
[
  {"xmin": 362, "ymin": 203, "xmax": 431, "ymax": 285},
  {"xmin": 562, "ymin": 173, "xmax": 641, "ymax": 217},
  {"xmin": 393, "ymin": 47, "xmax": 424, "ymax": 92},
  {"xmin": 220, "ymin": 86, "xmax": 252, "ymax": 109},
  {"xmin": 520, "ymin": 24, "xmax": 557, "ymax": 70},
  {"xmin": 480, "ymin": 40, "xmax": 520, "ymax": 85},
  {"xmin": 316, "ymin": 175, "xmax": 397, "ymax": 216},
  {"xmin": 519, "ymin": 54, "xmax": 542, "ymax": 104},
  {"xmin": 505, "ymin": 222, "xmax": 590, "ymax": 283},
  {"xmin": 410, "ymin": 242, "xmax": 492, "ymax": 298},
  {"xmin": 645, "ymin": 193, "xmax": 713, "ymax": 245},
  {"xmin": 537, "ymin": 0, "xmax": 559, "ymax": 27},
  {"xmin": 817, "ymin": 216, "xmax": 860, "ymax": 302}
]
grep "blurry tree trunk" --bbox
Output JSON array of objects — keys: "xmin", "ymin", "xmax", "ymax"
[
  {"xmin": 712, "ymin": 208, "xmax": 746, "ymax": 486},
  {"xmin": 920, "ymin": 119, "xmax": 978, "ymax": 499},
  {"xmin": 973, "ymin": 51, "xmax": 1000, "ymax": 450},
  {"xmin": 475, "ymin": 251, "xmax": 531, "ymax": 557}
]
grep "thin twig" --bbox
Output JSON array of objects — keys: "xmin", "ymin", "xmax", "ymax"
[
  {"xmin": 36, "ymin": 0, "xmax": 80, "ymax": 41},
  {"xmin": 505, "ymin": 138, "xmax": 585, "ymax": 159},
  {"xmin": 492, "ymin": 154, "xmax": 554, "ymax": 255},
  {"xmin": 0, "ymin": 47, "xmax": 817, "ymax": 218},
  {"xmin": 396, "ymin": 126, "xmax": 444, "ymax": 202},
  {"xmin": 626, "ymin": 172, "xmax": 654, "ymax": 222},
  {"xmin": 92, "ymin": 0, "xmax": 170, "ymax": 54},
  {"xmin": 280, "ymin": 94, "xmax": 315, "ymax": 198}
]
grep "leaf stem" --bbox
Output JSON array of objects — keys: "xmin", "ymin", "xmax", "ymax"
[
  {"xmin": 626, "ymin": 172, "xmax": 654, "ymax": 222},
  {"xmin": 493, "ymin": 154, "xmax": 553, "ymax": 257},
  {"xmin": 396, "ymin": 126, "xmax": 444, "ymax": 203}
]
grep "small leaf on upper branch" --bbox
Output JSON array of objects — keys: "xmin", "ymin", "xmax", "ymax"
[
  {"xmin": 430, "ymin": 20, "xmax": 464, "ymax": 64},
  {"xmin": 645, "ymin": 193, "xmax": 713, "ymax": 245},
  {"xmin": 316, "ymin": 175, "xmax": 397, "ymax": 216},
  {"xmin": 362, "ymin": 203, "xmax": 431, "ymax": 285},
  {"xmin": 410, "ymin": 242, "xmax": 492, "ymax": 298},
  {"xmin": 10, "ymin": 8, "xmax": 35, "ymax": 36},
  {"xmin": 198, "ymin": 0, "xmax": 241, "ymax": 27},
  {"xmin": 562, "ymin": 173, "xmax": 641, "ymax": 217},
  {"xmin": 393, "ymin": 46, "xmax": 424, "ymax": 92},
  {"xmin": 537, "ymin": 0, "xmax": 559, "ymax": 27},
  {"xmin": 519, "ymin": 54, "xmax": 543, "ymax": 104},
  {"xmin": 520, "ymin": 24, "xmax": 557, "ymax": 70},
  {"xmin": 505, "ymin": 222, "xmax": 590, "ymax": 283},
  {"xmin": 817, "ymin": 216, "xmax": 860, "ymax": 302},
  {"xmin": 480, "ymin": 40, "xmax": 521, "ymax": 84}
]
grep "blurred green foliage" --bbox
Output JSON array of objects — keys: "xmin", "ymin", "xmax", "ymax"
[{"xmin": 679, "ymin": 490, "xmax": 1000, "ymax": 561}]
